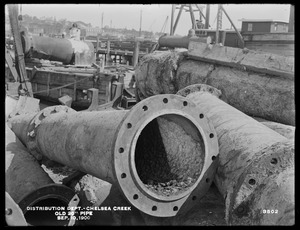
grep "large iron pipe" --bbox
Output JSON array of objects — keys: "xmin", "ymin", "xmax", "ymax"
[
  {"xmin": 8, "ymin": 94, "xmax": 219, "ymax": 217},
  {"xmin": 6, "ymin": 123, "xmax": 53, "ymax": 204},
  {"xmin": 158, "ymin": 34, "xmax": 207, "ymax": 49},
  {"xmin": 6, "ymin": 94, "xmax": 77, "ymax": 226},
  {"xmin": 21, "ymin": 34, "xmax": 95, "ymax": 65},
  {"xmin": 6, "ymin": 123, "xmax": 76, "ymax": 226},
  {"xmin": 177, "ymin": 84, "xmax": 294, "ymax": 225},
  {"xmin": 254, "ymin": 119, "xmax": 295, "ymax": 140}
]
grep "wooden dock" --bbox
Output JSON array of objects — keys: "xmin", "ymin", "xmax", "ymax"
[{"xmin": 242, "ymin": 32, "xmax": 294, "ymax": 57}]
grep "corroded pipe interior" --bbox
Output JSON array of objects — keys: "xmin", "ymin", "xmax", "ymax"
[{"xmin": 134, "ymin": 114, "xmax": 205, "ymax": 197}]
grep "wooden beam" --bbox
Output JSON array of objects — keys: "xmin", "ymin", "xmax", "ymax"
[
  {"xmin": 173, "ymin": 5, "xmax": 184, "ymax": 35},
  {"xmin": 170, "ymin": 4, "xmax": 175, "ymax": 35},
  {"xmin": 189, "ymin": 5, "xmax": 196, "ymax": 30},
  {"xmin": 221, "ymin": 31, "xmax": 227, "ymax": 45},
  {"xmin": 288, "ymin": 5, "xmax": 294, "ymax": 32},
  {"xmin": 205, "ymin": 4, "xmax": 210, "ymax": 29},
  {"xmin": 221, "ymin": 5, "xmax": 245, "ymax": 48},
  {"xmin": 5, "ymin": 47, "xmax": 19, "ymax": 82},
  {"xmin": 215, "ymin": 4, "xmax": 221, "ymax": 44},
  {"xmin": 194, "ymin": 4, "xmax": 206, "ymax": 20},
  {"xmin": 96, "ymin": 35, "xmax": 99, "ymax": 52},
  {"xmin": 242, "ymin": 33, "xmax": 294, "ymax": 41},
  {"xmin": 188, "ymin": 41, "xmax": 294, "ymax": 79},
  {"xmin": 7, "ymin": 4, "xmax": 33, "ymax": 96}
]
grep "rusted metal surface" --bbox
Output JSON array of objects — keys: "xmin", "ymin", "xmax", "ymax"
[
  {"xmin": 5, "ymin": 123, "xmax": 53, "ymax": 204},
  {"xmin": 177, "ymin": 84, "xmax": 294, "ymax": 225},
  {"xmin": 255, "ymin": 119, "xmax": 295, "ymax": 140},
  {"xmin": 6, "ymin": 122, "xmax": 78, "ymax": 226},
  {"xmin": 5, "ymin": 192, "xmax": 27, "ymax": 226},
  {"xmin": 9, "ymin": 94, "xmax": 219, "ymax": 217},
  {"xmin": 21, "ymin": 34, "xmax": 95, "ymax": 65}
]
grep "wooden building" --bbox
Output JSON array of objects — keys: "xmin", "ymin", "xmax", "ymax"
[{"xmin": 241, "ymin": 19, "xmax": 289, "ymax": 33}]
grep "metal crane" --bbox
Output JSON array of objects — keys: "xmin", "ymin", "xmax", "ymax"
[{"xmin": 160, "ymin": 16, "xmax": 169, "ymax": 34}]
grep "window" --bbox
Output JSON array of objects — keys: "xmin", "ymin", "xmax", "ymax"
[{"xmin": 248, "ymin": 23, "xmax": 253, "ymax": 31}]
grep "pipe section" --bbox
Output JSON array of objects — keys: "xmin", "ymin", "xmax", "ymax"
[
  {"xmin": 6, "ymin": 123, "xmax": 77, "ymax": 226},
  {"xmin": 6, "ymin": 123, "xmax": 54, "ymax": 203},
  {"xmin": 177, "ymin": 84, "xmax": 294, "ymax": 225},
  {"xmin": 21, "ymin": 34, "xmax": 95, "ymax": 65},
  {"xmin": 8, "ymin": 94, "xmax": 219, "ymax": 217},
  {"xmin": 158, "ymin": 34, "xmax": 207, "ymax": 49}
]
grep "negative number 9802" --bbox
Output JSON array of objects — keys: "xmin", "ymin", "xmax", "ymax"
[{"xmin": 263, "ymin": 209, "xmax": 278, "ymax": 214}]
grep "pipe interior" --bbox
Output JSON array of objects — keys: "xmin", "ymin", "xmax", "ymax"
[
  {"xmin": 24, "ymin": 198, "xmax": 69, "ymax": 226},
  {"xmin": 134, "ymin": 114, "xmax": 205, "ymax": 197}
]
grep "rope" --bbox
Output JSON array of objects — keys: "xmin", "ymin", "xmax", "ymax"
[{"xmin": 32, "ymin": 75, "xmax": 92, "ymax": 95}]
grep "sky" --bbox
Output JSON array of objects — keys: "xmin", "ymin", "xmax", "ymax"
[{"xmin": 6, "ymin": 4, "xmax": 291, "ymax": 36}]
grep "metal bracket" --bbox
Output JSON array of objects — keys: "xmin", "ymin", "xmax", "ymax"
[
  {"xmin": 5, "ymin": 192, "xmax": 27, "ymax": 226},
  {"xmin": 67, "ymin": 194, "xmax": 80, "ymax": 226}
]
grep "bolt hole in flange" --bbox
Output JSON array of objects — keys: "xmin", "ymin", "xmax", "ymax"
[
  {"xmin": 211, "ymin": 156, "xmax": 216, "ymax": 161},
  {"xmin": 127, "ymin": 123, "xmax": 132, "ymax": 129},
  {"xmin": 152, "ymin": 206, "xmax": 157, "ymax": 211},
  {"xmin": 5, "ymin": 208, "xmax": 12, "ymax": 215},
  {"xmin": 134, "ymin": 114, "xmax": 205, "ymax": 198},
  {"xmin": 183, "ymin": 101, "xmax": 188, "ymax": 106},
  {"xmin": 163, "ymin": 98, "xmax": 168, "ymax": 103},
  {"xmin": 270, "ymin": 158, "xmax": 278, "ymax": 165},
  {"xmin": 119, "ymin": 148, "xmax": 124, "ymax": 153},
  {"xmin": 142, "ymin": 105, "xmax": 148, "ymax": 111},
  {"xmin": 173, "ymin": 206, "xmax": 178, "ymax": 211},
  {"xmin": 199, "ymin": 114, "xmax": 204, "ymax": 119},
  {"xmin": 209, "ymin": 133, "xmax": 214, "ymax": 138},
  {"xmin": 133, "ymin": 194, "xmax": 139, "ymax": 200},
  {"xmin": 121, "ymin": 173, "xmax": 127, "ymax": 178},
  {"xmin": 248, "ymin": 178, "xmax": 256, "ymax": 185}
]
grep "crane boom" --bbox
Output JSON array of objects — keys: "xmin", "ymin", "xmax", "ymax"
[{"xmin": 160, "ymin": 16, "xmax": 169, "ymax": 34}]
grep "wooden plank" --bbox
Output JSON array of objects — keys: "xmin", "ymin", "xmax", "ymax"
[
  {"xmin": 5, "ymin": 47, "xmax": 19, "ymax": 82},
  {"xmin": 34, "ymin": 83, "xmax": 108, "ymax": 106},
  {"xmin": 188, "ymin": 41, "xmax": 294, "ymax": 79},
  {"xmin": 243, "ymin": 33, "xmax": 294, "ymax": 41},
  {"xmin": 7, "ymin": 4, "xmax": 33, "ymax": 96},
  {"xmin": 29, "ymin": 70, "xmax": 95, "ymax": 89},
  {"xmin": 73, "ymin": 76, "xmax": 77, "ymax": 101},
  {"xmin": 46, "ymin": 67, "xmax": 97, "ymax": 74},
  {"xmin": 47, "ymin": 72, "xmax": 50, "ymax": 96},
  {"xmin": 245, "ymin": 43, "xmax": 294, "ymax": 57}
]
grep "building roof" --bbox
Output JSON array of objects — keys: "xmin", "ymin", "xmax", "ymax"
[{"xmin": 240, "ymin": 19, "xmax": 288, "ymax": 24}]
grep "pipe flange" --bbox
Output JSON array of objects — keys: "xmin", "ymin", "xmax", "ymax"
[
  {"xmin": 18, "ymin": 184, "xmax": 76, "ymax": 213},
  {"xmin": 113, "ymin": 94, "xmax": 219, "ymax": 217},
  {"xmin": 26, "ymin": 106, "xmax": 76, "ymax": 161}
]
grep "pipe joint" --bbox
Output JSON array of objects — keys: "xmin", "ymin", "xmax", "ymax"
[
  {"xmin": 26, "ymin": 106, "xmax": 76, "ymax": 161},
  {"xmin": 113, "ymin": 94, "xmax": 219, "ymax": 217}
]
